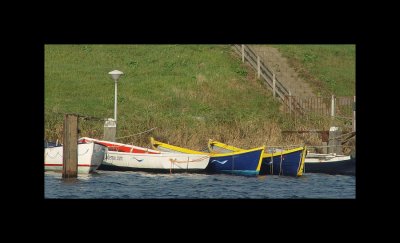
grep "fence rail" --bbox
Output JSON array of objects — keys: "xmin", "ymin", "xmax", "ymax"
[{"xmin": 283, "ymin": 95, "xmax": 355, "ymax": 130}]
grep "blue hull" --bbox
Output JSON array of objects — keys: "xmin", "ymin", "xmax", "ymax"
[
  {"xmin": 260, "ymin": 149, "xmax": 304, "ymax": 176},
  {"xmin": 206, "ymin": 149, "xmax": 263, "ymax": 176}
]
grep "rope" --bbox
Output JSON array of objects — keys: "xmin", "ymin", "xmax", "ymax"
[
  {"xmin": 169, "ymin": 156, "xmax": 209, "ymax": 163},
  {"xmin": 116, "ymin": 127, "xmax": 157, "ymax": 140},
  {"xmin": 46, "ymin": 111, "xmax": 107, "ymax": 121}
]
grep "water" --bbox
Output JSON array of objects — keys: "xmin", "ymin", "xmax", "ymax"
[{"xmin": 45, "ymin": 171, "xmax": 355, "ymax": 199}]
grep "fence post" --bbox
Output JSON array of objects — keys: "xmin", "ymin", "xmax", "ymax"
[
  {"xmin": 257, "ymin": 55, "xmax": 260, "ymax": 79},
  {"xmin": 241, "ymin": 45, "xmax": 245, "ymax": 63},
  {"xmin": 273, "ymin": 73, "xmax": 276, "ymax": 98},
  {"xmin": 353, "ymin": 96, "xmax": 356, "ymax": 132},
  {"xmin": 63, "ymin": 114, "xmax": 78, "ymax": 178},
  {"xmin": 331, "ymin": 95, "xmax": 334, "ymax": 117}
]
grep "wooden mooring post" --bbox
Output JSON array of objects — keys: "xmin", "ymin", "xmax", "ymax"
[{"xmin": 62, "ymin": 114, "xmax": 78, "ymax": 178}]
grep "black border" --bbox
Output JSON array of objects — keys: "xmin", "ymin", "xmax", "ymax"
[{"xmin": 21, "ymin": 27, "xmax": 370, "ymax": 220}]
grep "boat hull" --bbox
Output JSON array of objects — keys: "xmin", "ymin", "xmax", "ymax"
[
  {"xmin": 260, "ymin": 148, "xmax": 306, "ymax": 176},
  {"xmin": 100, "ymin": 150, "xmax": 210, "ymax": 172},
  {"xmin": 206, "ymin": 149, "xmax": 264, "ymax": 176},
  {"xmin": 151, "ymin": 138, "xmax": 264, "ymax": 176},
  {"xmin": 304, "ymin": 154, "xmax": 355, "ymax": 175},
  {"xmin": 208, "ymin": 140, "xmax": 305, "ymax": 177},
  {"xmin": 44, "ymin": 142, "xmax": 106, "ymax": 174}
]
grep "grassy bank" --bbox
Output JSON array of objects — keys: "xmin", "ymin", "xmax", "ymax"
[
  {"xmin": 271, "ymin": 45, "xmax": 355, "ymax": 97},
  {"xmin": 46, "ymin": 45, "xmax": 294, "ymax": 150},
  {"xmin": 45, "ymin": 44, "xmax": 354, "ymax": 152}
]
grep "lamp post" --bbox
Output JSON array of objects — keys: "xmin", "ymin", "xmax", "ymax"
[{"xmin": 108, "ymin": 70, "xmax": 124, "ymax": 122}]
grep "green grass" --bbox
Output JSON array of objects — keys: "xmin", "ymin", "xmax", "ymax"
[
  {"xmin": 271, "ymin": 45, "xmax": 355, "ymax": 97},
  {"xmin": 45, "ymin": 44, "xmax": 291, "ymax": 149}
]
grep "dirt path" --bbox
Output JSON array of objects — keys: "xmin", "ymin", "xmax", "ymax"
[{"xmin": 249, "ymin": 45, "xmax": 316, "ymax": 98}]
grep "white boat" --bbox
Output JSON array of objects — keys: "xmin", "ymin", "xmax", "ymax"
[
  {"xmin": 304, "ymin": 152, "xmax": 355, "ymax": 175},
  {"xmin": 44, "ymin": 142, "xmax": 107, "ymax": 174},
  {"xmin": 102, "ymin": 150, "xmax": 210, "ymax": 172}
]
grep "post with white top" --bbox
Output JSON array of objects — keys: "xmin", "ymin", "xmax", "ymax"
[
  {"xmin": 328, "ymin": 126, "xmax": 342, "ymax": 154},
  {"xmin": 257, "ymin": 55, "xmax": 260, "ymax": 79},
  {"xmin": 62, "ymin": 114, "xmax": 78, "ymax": 178}
]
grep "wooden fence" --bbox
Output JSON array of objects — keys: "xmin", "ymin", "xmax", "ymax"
[
  {"xmin": 283, "ymin": 95, "xmax": 356, "ymax": 131},
  {"xmin": 232, "ymin": 44, "xmax": 356, "ymax": 131},
  {"xmin": 233, "ymin": 44, "xmax": 306, "ymax": 116}
]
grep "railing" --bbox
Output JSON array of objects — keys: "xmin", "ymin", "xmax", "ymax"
[
  {"xmin": 283, "ymin": 95, "xmax": 356, "ymax": 131},
  {"xmin": 232, "ymin": 44, "xmax": 356, "ymax": 131},
  {"xmin": 233, "ymin": 44, "xmax": 303, "ymax": 115}
]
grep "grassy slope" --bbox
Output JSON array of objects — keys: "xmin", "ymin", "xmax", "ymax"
[
  {"xmin": 45, "ymin": 45, "xmax": 287, "ymax": 149},
  {"xmin": 45, "ymin": 45, "xmax": 355, "ymax": 151},
  {"xmin": 271, "ymin": 45, "xmax": 355, "ymax": 97}
]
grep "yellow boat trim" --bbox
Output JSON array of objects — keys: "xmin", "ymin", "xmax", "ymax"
[
  {"xmin": 210, "ymin": 146, "xmax": 265, "ymax": 158},
  {"xmin": 263, "ymin": 147, "xmax": 305, "ymax": 158},
  {"xmin": 150, "ymin": 137, "xmax": 208, "ymax": 155},
  {"xmin": 296, "ymin": 146, "xmax": 307, "ymax": 176},
  {"xmin": 209, "ymin": 139, "xmax": 304, "ymax": 158},
  {"xmin": 256, "ymin": 147, "xmax": 264, "ymax": 171},
  {"xmin": 152, "ymin": 138, "xmax": 265, "ymax": 172},
  {"xmin": 208, "ymin": 139, "xmax": 246, "ymax": 152}
]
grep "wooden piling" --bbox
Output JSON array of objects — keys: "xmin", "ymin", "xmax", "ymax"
[{"xmin": 62, "ymin": 114, "xmax": 78, "ymax": 178}]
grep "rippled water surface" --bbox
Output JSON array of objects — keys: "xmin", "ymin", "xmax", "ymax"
[{"xmin": 45, "ymin": 170, "xmax": 355, "ymax": 199}]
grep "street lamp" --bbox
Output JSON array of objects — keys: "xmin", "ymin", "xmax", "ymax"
[{"xmin": 108, "ymin": 70, "xmax": 123, "ymax": 122}]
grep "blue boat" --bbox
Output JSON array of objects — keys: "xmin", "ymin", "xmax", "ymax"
[
  {"xmin": 208, "ymin": 140, "xmax": 306, "ymax": 177},
  {"xmin": 150, "ymin": 138, "xmax": 265, "ymax": 176}
]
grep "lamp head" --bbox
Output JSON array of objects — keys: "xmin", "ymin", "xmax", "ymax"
[{"xmin": 108, "ymin": 70, "xmax": 123, "ymax": 81}]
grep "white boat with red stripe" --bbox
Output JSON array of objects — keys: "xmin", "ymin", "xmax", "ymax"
[{"xmin": 44, "ymin": 141, "xmax": 107, "ymax": 174}]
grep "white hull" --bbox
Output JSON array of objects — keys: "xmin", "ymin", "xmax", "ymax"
[
  {"xmin": 305, "ymin": 153, "xmax": 351, "ymax": 163},
  {"xmin": 45, "ymin": 142, "xmax": 107, "ymax": 173},
  {"xmin": 103, "ymin": 150, "xmax": 210, "ymax": 171}
]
